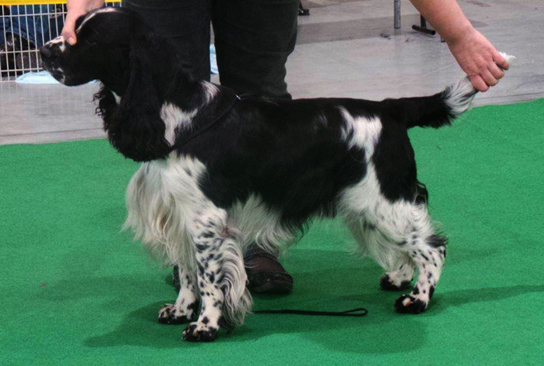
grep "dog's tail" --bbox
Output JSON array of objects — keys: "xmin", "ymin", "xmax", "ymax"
[
  {"xmin": 383, "ymin": 76, "xmax": 476, "ymax": 129},
  {"xmin": 384, "ymin": 52, "xmax": 515, "ymax": 129}
]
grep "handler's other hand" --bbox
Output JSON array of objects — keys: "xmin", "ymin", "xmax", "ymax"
[
  {"xmin": 448, "ymin": 28, "xmax": 509, "ymax": 92},
  {"xmin": 61, "ymin": 0, "xmax": 105, "ymax": 45}
]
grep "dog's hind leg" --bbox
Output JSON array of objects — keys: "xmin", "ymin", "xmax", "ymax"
[
  {"xmin": 343, "ymin": 216, "xmax": 415, "ymax": 291},
  {"xmin": 183, "ymin": 208, "xmax": 252, "ymax": 342},
  {"xmin": 393, "ymin": 229, "xmax": 447, "ymax": 314},
  {"xmin": 374, "ymin": 203, "xmax": 446, "ymax": 314},
  {"xmin": 342, "ymin": 196, "xmax": 445, "ymax": 313},
  {"xmin": 158, "ymin": 268, "xmax": 198, "ymax": 325}
]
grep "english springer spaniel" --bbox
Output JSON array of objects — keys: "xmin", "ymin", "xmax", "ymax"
[{"xmin": 40, "ymin": 8, "xmax": 512, "ymax": 342}]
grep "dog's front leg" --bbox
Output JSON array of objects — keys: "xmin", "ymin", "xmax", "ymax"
[
  {"xmin": 183, "ymin": 208, "xmax": 252, "ymax": 342},
  {"xmin": 157, "ymin": 267, "xmax": 198, "ymax": 325}
]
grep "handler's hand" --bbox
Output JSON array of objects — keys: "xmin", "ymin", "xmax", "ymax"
[
  {"xmin": 447, "ymin": 28, "xmax": 509, "ymax": 92},
  {"xmin": 61, "ymin": 0, "xmax": 105, "ymax": 45}
]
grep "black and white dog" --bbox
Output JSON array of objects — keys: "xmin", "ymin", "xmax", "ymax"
[{"xmin": 40, "ymin": 8, "xmax": 510, "ymax": 342}]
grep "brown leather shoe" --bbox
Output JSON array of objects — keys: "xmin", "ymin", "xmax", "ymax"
[
  {"xmin": 244, "ymin": 248, "xmax": 293, "ymax": 294},
  {"xmin": 171, "ymin": 249, "xmax": 294, "ymax": 295}
]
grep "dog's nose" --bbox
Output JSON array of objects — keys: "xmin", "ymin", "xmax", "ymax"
[
  {"xmin": 40, "ymin": 45, "xmax": 53, "ymax": 59},
  {"xmin": 40, "ymin": 36, "xmax": 66, "ymax": 60}
]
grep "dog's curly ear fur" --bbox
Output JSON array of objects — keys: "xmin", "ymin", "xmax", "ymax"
[
  {"xmin": 100, "ymin": 34, "xmax": 171, "ymax": 162},
  {"xmin": 94, "ymin": 86, "xmax": 116, "ymax": 120}
]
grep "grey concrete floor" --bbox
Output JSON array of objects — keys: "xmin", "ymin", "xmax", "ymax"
[{"xmin": 0, "ymin": 0, "xmax": 542, "ymax": 145}]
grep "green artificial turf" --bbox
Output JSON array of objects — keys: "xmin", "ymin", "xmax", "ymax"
[{"xmin": 1, "ymin": 99, "xmax": 543, "ymax": 365}]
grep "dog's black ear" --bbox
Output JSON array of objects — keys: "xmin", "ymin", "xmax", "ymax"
[
  {"xmin": 94, "ymin": 85, "xmax": 117, "ymax": 120},
  {"xmin": 103, "ymin": 34, "xmax": 171, "ymax": 162}
]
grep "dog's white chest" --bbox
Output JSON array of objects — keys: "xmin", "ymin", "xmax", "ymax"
[{"xmin": 124, "ymin": 156, "xmax": 209, "ymax": 266}]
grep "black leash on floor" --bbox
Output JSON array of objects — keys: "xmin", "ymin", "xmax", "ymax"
[
  {"xmin": 254, "ymin": 307, "xmax": 368, "ymax": 317},
  {"xmin": 221, "ymin": 308, "xmax": 368, "ymax": 332}
]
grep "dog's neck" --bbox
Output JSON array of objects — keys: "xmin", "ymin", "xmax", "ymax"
[
  {"xmin": 100, "ymin": 68, "xmax": 130, "ymax": 97},
  {"xmin": 162, "ymin": 67, "xmax": 211, "ymax": 111},
  {"xmin": 160, "ymin": 70, "xmax": 240, "ymax": 149}
]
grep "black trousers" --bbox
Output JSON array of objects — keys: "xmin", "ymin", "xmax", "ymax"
[{"xmin": 124, "ymin": 0, "xmax": 298, "ymax": 99}]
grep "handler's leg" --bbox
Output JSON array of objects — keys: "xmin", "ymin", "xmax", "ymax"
[
  {"xmin": 211, "ymin": 0, "xmax": 299, "ymax": 99},
  {"xmin": 124, "ymin": 0, "xmax": 212, "ymax": 81}
]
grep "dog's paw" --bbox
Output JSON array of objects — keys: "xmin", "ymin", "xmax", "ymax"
[
  {"xmin": 394, "ymin": 294, "xmax": 428, "ymax": 314},
  {"xmin": 183, "ymin": 322, "xmax": 219, "ymax": 342},
  {"xmin": 380, "ymin": 274, "xmax": 411, "ymax": 291},
  {"xmin": 157, "ymin": 304, "xmax": 191, "ymax": 325}
]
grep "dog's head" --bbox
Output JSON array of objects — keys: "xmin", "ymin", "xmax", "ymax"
[
  {"xmin": 41, "ymin": 8, "xmax": 182, "ymax": 162},
  {"xmin": 40, "ymin": 8, "xmax": 146, "ymax": 88}
]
